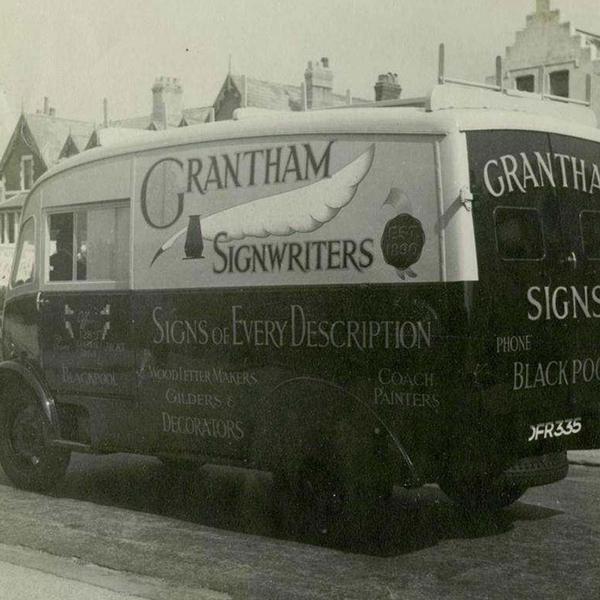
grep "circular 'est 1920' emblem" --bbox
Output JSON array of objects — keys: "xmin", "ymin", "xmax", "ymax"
[{"xmin": 380, "ymin": 214, "xmax": 425, "ymax": 279}]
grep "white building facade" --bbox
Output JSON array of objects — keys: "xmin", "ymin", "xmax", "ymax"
[{"xmin": 488, "ymin": 0, "xmax": 600, "ymax": 125}]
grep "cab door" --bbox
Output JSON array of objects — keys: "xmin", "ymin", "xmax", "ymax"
[
  {"xmin": 1, "ymin": 216, "xmax": 40, "ymax": 365},
  {"xmin": 37, "ymin": 202, "xmax": 136, "ymax": 445}
]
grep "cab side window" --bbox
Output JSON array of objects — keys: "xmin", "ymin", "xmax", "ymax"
[
  {"xmin": 47, "ymin": 202, "xmax": 130, "ymax": 283},
  {"xmin": 49, "ymin": 213, "xmax": 75, "ymax": 281},
  {"xmin": 12, "ymin": 218, "xmax": 36, "ymax": 286},
  {"xmin": 494, "ymin": 207, "xmax": 544, "ymax": 261}
]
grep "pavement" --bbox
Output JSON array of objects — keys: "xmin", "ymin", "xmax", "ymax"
[
  {"xmin": 567, "ymin": 449, "xmax": 600, "ymax": 466},
  {"xmin": 0, "ymin": 543, "xmax": 225, "ymax": 600}
]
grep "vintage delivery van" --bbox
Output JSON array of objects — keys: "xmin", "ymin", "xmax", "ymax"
[{"xmin": 1, "ymin": 77, "xmax": 600, "ymax": 537}]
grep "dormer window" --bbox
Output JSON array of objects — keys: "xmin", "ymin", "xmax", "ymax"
[
  {"xmin": 516, "ymin": 75, "xmax": 535, "ymax": 93},
  {"xmin": 20, "ymin": 155, "xmax": 34, "ymax": 190},
  {"xmin": 549, "ymin": 70, "xmax": 569, "ymax": 98}
]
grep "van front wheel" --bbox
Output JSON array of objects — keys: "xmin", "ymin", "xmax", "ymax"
[{"xmin": 0, "ymin": 389, "xmax": 70, "ymax": 492}]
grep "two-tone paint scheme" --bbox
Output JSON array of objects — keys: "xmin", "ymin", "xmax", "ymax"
[{"xmin": 1, "ymin": 100, "xmax": 599, "ymax": 500}]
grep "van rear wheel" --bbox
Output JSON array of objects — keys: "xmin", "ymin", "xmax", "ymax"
[
  {"xmin": 438, "ymin": 476, "xmax": 525, "ymax": 512},
  {"xmin": 0, "ymin": 387, "xmax": 70, "ymax": 492},
  {"xmin": 272, "ymin": 446, "xmax": 392, "ymax": 544},
  {"xmin": 272, "ymin": 457, "xmax": 344, "ymax": 540}
]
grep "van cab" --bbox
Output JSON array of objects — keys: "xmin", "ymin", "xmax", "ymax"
[{"xmin": 1, "ymin": 78, "xmax": 599, "ymax": 538}]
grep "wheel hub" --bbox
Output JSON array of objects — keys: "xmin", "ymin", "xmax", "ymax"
[
  {"xmin": 10, "ymin": 407, "xmax": 45, "ymax": 465},
  {"xmin": 300, "ymin": 471, "xmax": 345, "ymax": 534}
]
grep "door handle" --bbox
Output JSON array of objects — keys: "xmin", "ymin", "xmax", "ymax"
[
  {"xmin": 561, "ymin": 251, "xmax": 577, "ymax": 270},
  {"xmin": 36, "ymin": 291, "xmax": 49, "ymax": 312}
]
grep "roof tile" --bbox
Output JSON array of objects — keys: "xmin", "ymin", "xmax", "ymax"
[{"xmin": 25, "ymin": 113, "xmax": 94, "ymax": 167}]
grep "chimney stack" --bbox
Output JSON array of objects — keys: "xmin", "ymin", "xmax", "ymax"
[
  {"xmin": 304, "ymin": 57, "xmax": 333, "ymax": 109},
  {"xmin": 48, "ymin": 107, "xmax": 56, "ymax": 117},
  {"xmin": 151, "ymin": 76, "xmax": 183, "ymax": 130},
  {"xmin": 43, "ymin": 96, "xmax": 49, "ymax": 114},
  {"xmin": 374, "ymin": 73, "xmax": 402, "ymax": 102},
  {"xmin": 536, "ymin": 0, "xmax": 550, "ymax": 13}
]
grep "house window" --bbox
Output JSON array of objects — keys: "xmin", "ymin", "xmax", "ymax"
[
  {"xmin": 47, "ymin": 202, "xmax": 130, "ymax": 283},
  {"xmin": 20, "ymin": 156, "xmax": 34, "ymax": 190},
  {"xmin": 549, "ymin": 70, "xmax": 569, "ymax": 98},
  {"xmin": 516, "ymin": 75, "xmax": 535, "ymax": 93},
  {"xmin": 0, "ymin": 213, "xmax": 17, "ymax": 245},
  {"xmin": 7, "ymin": 213, "xmax": 16, "ymax": 244}
]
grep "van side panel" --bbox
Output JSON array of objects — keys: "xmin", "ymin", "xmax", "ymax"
[{"xmin": 131, "ymin": 135, "xmax": 451, "ymax": 475}]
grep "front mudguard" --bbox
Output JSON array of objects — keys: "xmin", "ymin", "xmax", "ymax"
[{"xmin": 0, "ymin": 360, "xmax": 61, "ymax": 440}]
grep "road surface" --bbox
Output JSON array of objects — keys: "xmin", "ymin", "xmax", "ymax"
[{"xmin": 0, "ymin": 453, "xmax": 599, "ymax": 599}]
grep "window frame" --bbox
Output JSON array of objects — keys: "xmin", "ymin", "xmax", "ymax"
[
  {"xmin": 10, "ymin": 216, "xmax": 36, "ymax": 288},
  {"xmin": 43, "ymin": 199, "xmax": 131, "ymax": 290},
  {"xmin": 20, "ymin": 155, "xmax": 34, "ymax": 191},
  {"xmin": 493, "ymin": 205, "xmax": 546, "ymax": 262}
]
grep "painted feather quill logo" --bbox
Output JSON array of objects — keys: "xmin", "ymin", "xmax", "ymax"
[{"xmin": 150, "ymin": 145, "xmax": 375, "ymax": 266}]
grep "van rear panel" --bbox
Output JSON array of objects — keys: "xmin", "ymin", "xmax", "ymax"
[{"xmin": 467, "ymin": 129, "xmax": 600, "ymax": 454}]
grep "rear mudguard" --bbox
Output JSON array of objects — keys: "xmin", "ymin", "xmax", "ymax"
[
  {"xmin": 0, "ymin": 360, "xmax": 61, "ymax": 439},
  {"xmin": 251, "ymin": 376, "xmax": 422, "ymax": 487}
]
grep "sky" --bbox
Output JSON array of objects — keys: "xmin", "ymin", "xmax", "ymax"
[{"xmin": 1, "ymin": 0, "xmax": 600, "ymax": 125}]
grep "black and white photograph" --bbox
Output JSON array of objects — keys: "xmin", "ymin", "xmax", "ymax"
[{"xmin": 0, "ymin": 1, "xmax": 599, "ymax": 598}]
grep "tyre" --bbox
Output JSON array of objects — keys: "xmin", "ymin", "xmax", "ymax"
[
  {"xmin": 438, "ymin": 451, "xmax": 569, "ymax": 512},
  {"xmin": 272, "ymin": 456, "xmax": 344, "ymax": 540},
  {"xmin": 272, "ymin": 442, "xmax": 393, "ymax": 544},
  {"xmin": 0, "ymin": 385, "xmax": 70, "ymax": 492},
  {"xmin": 438, "ymin": 476, "xmax": 525, "ymax": 511}
]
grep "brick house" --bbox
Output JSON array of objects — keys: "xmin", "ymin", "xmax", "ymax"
[
  {"xmin": 107, "ymin": 77, "xmax": 215, "ymax": 132},
  {"xmin": 0, "ymin": 101, "xmax": 94, "ymax": 284},
  {"xmin": 212, "ymin": 58, "xmax": 375, "ymax": 120}
]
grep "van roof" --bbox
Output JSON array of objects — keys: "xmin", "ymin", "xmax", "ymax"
[{"xmin": 29, "ymin": 83, "xmax": 600, "ymax": 194}]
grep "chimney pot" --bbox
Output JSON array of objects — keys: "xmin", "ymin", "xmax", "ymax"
[
  {"xmin": 103, "ymin": 98, "xmax": 109, "ymax": 128},
  {"xmin": 304, "ymin": 55, "xmax": 334, "ymax": 109},
  {"xmin": 374, "ymin": 72, "xmax": 402, "ymax": 101},
  {"xmin": 536, "ymin": 0, "xmax": 550, "ymax": 13},
  {"xmin": 152, "ymin": 75, "xmax": 184, "ymax": 129},
  {"xmin": 43, "ymin": 96, "xmax": 49, "ymax": 114}
]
